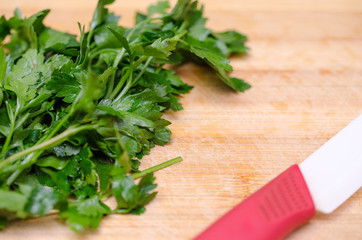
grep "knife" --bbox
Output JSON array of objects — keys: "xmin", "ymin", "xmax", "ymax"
[{"xmin": 195, "ymin": 114, "xmax": 362, "ymax": 240}]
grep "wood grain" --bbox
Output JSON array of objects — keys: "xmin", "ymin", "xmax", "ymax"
[{"xmin": 0, "ymin": 0, "xmax": 361, "ymax": 239}]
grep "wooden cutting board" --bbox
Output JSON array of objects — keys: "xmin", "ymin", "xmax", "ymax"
[{"xmin": 1, "ymin": 0, "xmax": 361, "ymax": 239}]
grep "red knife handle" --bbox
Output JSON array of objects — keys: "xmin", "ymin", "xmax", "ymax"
[{"xmin": 194, "ymin": 165, "xmax": 316, "ymax": 240}]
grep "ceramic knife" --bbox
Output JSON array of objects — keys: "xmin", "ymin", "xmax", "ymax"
[{"xmin": 195, "ymin": 114, "xmax": 362, "ymax": 240}]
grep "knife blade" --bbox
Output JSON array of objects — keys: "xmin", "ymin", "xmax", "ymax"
[
  {"xmin": 195, "ymin": 114, "xmax": 362, "ymax": 240},
  {"xmin": 299, "ymin": 114, "xmax": 362, "ymax": 214}
]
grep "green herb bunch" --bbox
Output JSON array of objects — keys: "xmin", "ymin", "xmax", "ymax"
[{"xmin": 0, "ymin": 0, "xmax": 249, "ymax": 231}]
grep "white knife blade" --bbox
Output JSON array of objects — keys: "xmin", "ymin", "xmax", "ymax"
[{"xmin": 299, "ymin": 114, "xmax": 362, "ymax": 213}]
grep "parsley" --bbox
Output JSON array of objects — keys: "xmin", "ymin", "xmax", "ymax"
[{"xmin": 0, "ymin": 0, "xmax": 249, "ymax": 231}]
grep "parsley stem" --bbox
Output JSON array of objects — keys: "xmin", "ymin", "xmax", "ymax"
[
  {"xmin": 6, "ymin": 169, "xmax": 22, "ymax": 185},
  {"xmin": 14, "ymin": 112, "xmax": 30, "ymax": 129},
  {"xmin": 0, "ymin": 98, "xmax": 20, "ymax": 158},
  {"xmin": 105, "ymin": 48, "xmax": 125, "ymax": 99},
  {"xmin": 100, "ymin": 156, "xmax": 183, "ymax": 200},
  {"xmin": 114, "ymin": 56, "xmax": 153, "ymax": 102},
  {"xmin": 100, "ymin": 157, "xmax": 182, "ymax": 199},
  {"xmin": 0, "ymin": 125, "xmax": 95, "ymax": 170},
  {"xmin": 0, "ymin": 122, "xmax": 15, "ymax": 157},
  {"xmin": 131, "ymin": 56, "xmax": 153, "ymax": 88},
  {"xmin": 27, "ymin": 115, "xmax": 42, "ymax": 129},
  {"xmin": 115, "ymin": 65, "xmax": 134, "ymax": 102},
  {"xmin": 131, "ymin": 156, "xmax": 183, "ymax": 179},
  {"xmin": 0, "ymin": 89, "xmax": 3, "ymax": 106},
  {"xmin": 109, "ymin": 56, "xmax": 147, "ymax": 100},
  {"xmin": 39, "ymin": 110, "xmax": 73, "ymax": 144},
  {"xmin": 90, "ymin": 48, "xmax": 120, "ymax": 59},
  {"xmin": 178, "ymin": 39, "xmax": 189, "ymax": 46},
  {"xmin": 4, "ymin": 110, "xmax": 78, "ymax": 177},
  {"xmin": 109, "ymin": 69, "xmax": 130, "ymax": 100}
]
